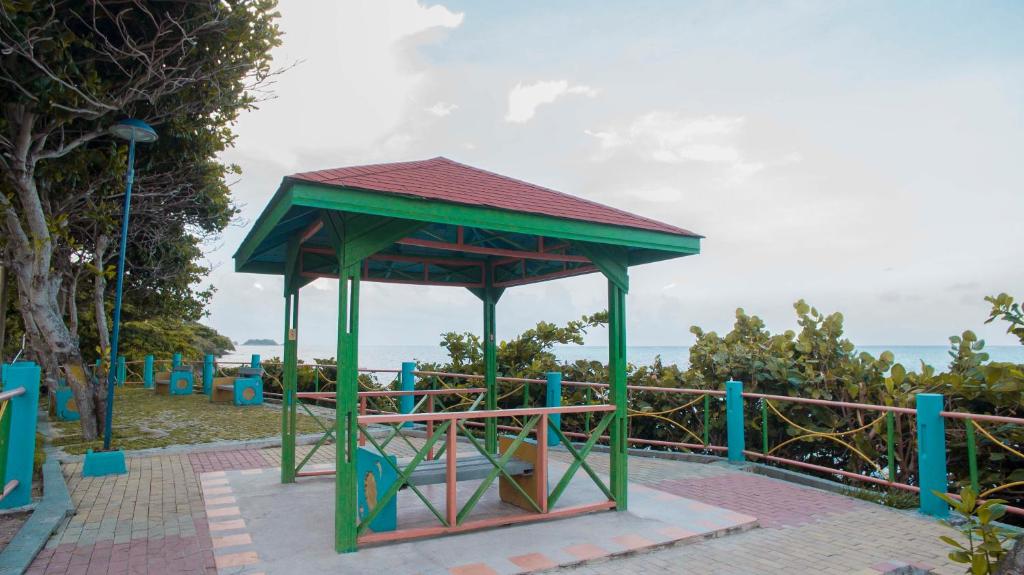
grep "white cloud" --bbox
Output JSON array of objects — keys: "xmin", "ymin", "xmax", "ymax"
[
  {"xmin": 585, "ymin": 112, "xmax": 800, "ymax": 183},
  {"xmin": 425, "ymin": 102, "xmax": 459, "ymax": 116},
  {"xmin": 588, "ymin": 112, "xmax": 745, "ymax": 162},
  {"xmin": 505, "ymin": 80, "xmax": 598, "ymax": 123}
]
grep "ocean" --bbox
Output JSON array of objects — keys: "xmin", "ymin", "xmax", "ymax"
[{"xmin": 219, "ymin": 344, "xmax": 1024, "ymax": 372}]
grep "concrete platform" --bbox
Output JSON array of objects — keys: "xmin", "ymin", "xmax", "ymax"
[{"xmin": 199, "ymin": 460, "xmax": 757, "ymax": 574}]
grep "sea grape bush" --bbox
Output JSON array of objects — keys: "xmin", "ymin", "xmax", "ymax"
[
  {"xmin": 253, "ymin": 294, "xmax": 1023, "ymax": 519},
  {"xmin": 425, "ymin": 294, "xmax": 1024, "ymax": 518}
]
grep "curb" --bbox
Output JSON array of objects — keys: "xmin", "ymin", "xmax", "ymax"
[
  {"xmin": 51, "ymin": 433, "xmax": 326, "ymax": 463},
  {"xmin": 0, "ymin": 453, "xmax": 74, "ymax": 575}
]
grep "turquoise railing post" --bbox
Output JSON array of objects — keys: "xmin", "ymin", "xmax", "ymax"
[
  {"xmin": 0, "ymin": 361, "xmax": 41, "ymax": 509},
  {"xmin": 545, "ymin": 372, "xmax": 562, "ymax": 447},
  {"xmin": 172, "ymin": 352, "xmax": 182, "ymax": 369},
  {"xmin": 250, "ymin": 354, "xmax": 260, "ymax": 369},
  {"xmin": 116, "ymin": 355, "xmax": 126, "ymax": 387},
  {"xmin": 916, "ymin": 393, "xmax": 948, "ymax": 518},
  {"xmin": 400, "ymin": 362, "xmax": 415, "ymax": 428},
  {"xmin": 725, "ymin": 380, "xmax": 745, "ymax": 463},
  {"xmin": 143, "ymin": 355, "xmax": 154, "ymax": 389},
  {"xmin": 203, "ymin": 355, "xmax": 214, "ymax": 395}
]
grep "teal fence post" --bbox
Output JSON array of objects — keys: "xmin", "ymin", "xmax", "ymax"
[
  {"xmin": 0, "ymin": 361, "xmax": 41, "ymax": 509},
  {"xmin": 250, "ymin": 354, "xmax": 260, "ymax": 369},
  {"xmin": 116, "ymin": 355, "xmax": 126, "ymax": 387},
  {"xmin": 172, "ymin": 353, "xmax": 182, "ymax": 369},
  {"xmin": 725, "ymin": 380, "xmax": 745, "ymax": 463},
  {"xmin": 143, "ymin": 355, "xmax": 154, "ymax": 389},
  {"xmin": 545, "ymin": 371, "xmax": 562, "ymax": 447},
  {"xmin": 916, "ymin": 393, "xmax": 948, "ymax": 518},
  {"xmin": 203, "ymin": 355, "xmax": 214, "ymax": 395},
  {"xmin": 400, "ymin": 362, "xmax": 415, "ymax": 427}
]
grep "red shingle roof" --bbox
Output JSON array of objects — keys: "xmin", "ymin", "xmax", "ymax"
[{"xmin": 288, "ymin": 157, "xmax": 698, "ymax": 237}]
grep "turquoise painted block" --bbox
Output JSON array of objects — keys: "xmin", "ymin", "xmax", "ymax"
[
  {"xmin": 54, "ymin": 387, "xmax": 80, "ymax": 421},
  {"xmin": 356, "ymin": 447, "xmax": 397, "ymax": 532},
  {"xmin": 144, "ymin": 355, "xmax": 154, "ymax": 389},
  {"xmin": 116, "ymin": 356, "xmax": 126, "ymax": 387},
  {"xmin": 545, "ymin": 371, "xmax": 562, "ymax": 447},
  {"xmin": 916, "ymin": 393, "xmax": 948, "ymax": 518},
  {"xmin": 172, "ymin": 353, "xmax": 182, "ymax": 369},
  {"xmin": 725, "ymin": 380, "xmax": 745, "ymax": 463},
  {"xmin": 168, "ymin": 368, "xmax": 193, "ymax": 396},
  {"xmin": 82, "ymin": 449, "xmax": 127, "ymax": 477},
  {"xmin": 0, "ymin": 361, "xmax": 41, "ymax": 509},
  {"xmin": 203, "ymin": 355, "xmax": 214, "ymax": 395},
  {"xmin": 400, "ymin": 362, "xmax": 415, "ymax": 428},
  {"xmin": 233, "ymin": 377, "xmax": 263, "ymax": 406},
  {"xmin": 250, "ymin": 354, "xmax": 261, "ymax": 368}
]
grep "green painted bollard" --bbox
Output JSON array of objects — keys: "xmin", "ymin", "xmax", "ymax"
[
  {"xmin": 116, "ymin": 355, "xmax": 126, "ymax": 387},
  {"xmin": 250, "ymin": 354, "xmax": 260, "ymax": 368},
  {"xmin": 545, "ymin": 372, "xmax": 562, "ymax": 447},
  {"xmin": 144, "ymin": 355, "xmax": 154, "ymax": 389},
  {"xmin": 172, "ymin": 352, "xmax": 182, "ymax": 369},
  {"xmin": 203, "ymin": 355, "xmax": 214, "ymax": 395},
  {"xmin": 401, "ymin": 362, "xmax": 415, "ymax": 428},
  {"xmin": 916, "ymin": 393, "xmax": 948, "ymax": 518},
  {"xmin": 725, "ymin": 380, "xmax": 745, "ymax": 463},
  {"xmin": 0, "ymin": 361, "xmax": 41, "ymax": 509}
]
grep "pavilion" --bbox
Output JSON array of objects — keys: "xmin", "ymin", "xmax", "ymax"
[{"xmin": 233, "ymin": 156, "xmax": 701, "ymax": 551}]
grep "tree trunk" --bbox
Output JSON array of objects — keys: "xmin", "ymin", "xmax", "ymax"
[
  {"xmin": 93, "ymin": 235, "xmax": 111, "ymax": 360},
  {"xmin": 9, "ymin": 261, "xmax": 104, "ymax": 440}
]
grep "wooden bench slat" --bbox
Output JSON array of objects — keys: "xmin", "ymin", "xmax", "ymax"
[{"xmin": 402, "ymin": 454, "xmax": 532, "ymax": 486}]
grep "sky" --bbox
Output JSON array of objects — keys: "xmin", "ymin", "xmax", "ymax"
[{"xmin": 204, "ymin": 0, "xmax": 1024, "ymax": 350}]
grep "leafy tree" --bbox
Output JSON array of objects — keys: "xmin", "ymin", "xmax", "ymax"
[{"xmin": 0, "ymin": 1, "xmax": 281, "ymax": 439}]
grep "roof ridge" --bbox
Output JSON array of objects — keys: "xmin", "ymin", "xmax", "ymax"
[
  {"xmin": 438, "ymin": 157, "xmax": 695, "ymax": 236},
  {"xmin": 292, "ymin": 157, "xmax": 446, "ymax": 183}
]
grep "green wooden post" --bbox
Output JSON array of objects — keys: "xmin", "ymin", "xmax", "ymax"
[
  {"xmin": 483, "ymin": 286, "xmax": 498, "ymax": 454},
  {"xmin": 335, "ymin": 263, "xmax": 361, "ymax": 553},
  {"xmin": 761, "ymin": 400, "xmax": 769, "ymax": 455},
  {"xmin": 702, "ymin": 394, "xmax": 710, "ymax": 447},
  {"xmin": 608, "ymin": 279, "xmax": 628, "ymax": 510},
  {"xmin": 964, "ymin": 418, "xmax": 979, "ymax": 494},
  {"xmin": 280, "ymin": 290, "xmax": 299, "ymax": 484},
  {"xmin": 886, "ymin": 411, "xmax": 896, "ymax": 483}
]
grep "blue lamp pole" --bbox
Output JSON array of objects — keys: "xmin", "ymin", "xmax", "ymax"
[{"xmin": 102, "ymin": 119, "xmax": 157, "ymax": 451}]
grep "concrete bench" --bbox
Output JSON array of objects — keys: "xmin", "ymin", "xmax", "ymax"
[
  {"xmin": 210, "ymin": 367, "xmax": 263, "ymax": 406},
  {"xmin": 154, "ymin": 367, "xmax": 193, "ymax": 396},
  {"xmin": 356, "ymin": 444, "xmax": 535, "ymax": 532}
]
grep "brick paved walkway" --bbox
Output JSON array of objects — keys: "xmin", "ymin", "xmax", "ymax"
[{"xmin": 27, "ymin": 441, "xmax": 963, "ymax": 574}]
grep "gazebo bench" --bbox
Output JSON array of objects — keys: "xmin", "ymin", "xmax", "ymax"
[{"xmin": 356, "ymin": 445, "xmax": 534, "ymax": 532}]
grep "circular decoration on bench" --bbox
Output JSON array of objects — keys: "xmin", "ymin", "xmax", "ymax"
[
  {"xmin": 176, "ymin": 378, "xmax": 189, "ymax": 391},
  {"xmin": 242, "ymin": 387, "xmax": 256, "ymax": 401},
  {"xmin": 66, "ymin": 398, "xmax": 77, "ymax": 413}
]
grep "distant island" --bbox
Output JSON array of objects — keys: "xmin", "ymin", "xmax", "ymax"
[{"xmin": 242, "ymin": 338, "xmax": 279, "ymax": 346}]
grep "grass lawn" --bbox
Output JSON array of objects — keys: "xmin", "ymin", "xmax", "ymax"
[{"xmin": 50, "ymin": 387, "xmax": 331, "ymax": 455}]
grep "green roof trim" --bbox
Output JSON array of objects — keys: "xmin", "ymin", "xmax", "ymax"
[{"xmin": 234, "ymin": 179, "xmax": 700, "ymax": 279}]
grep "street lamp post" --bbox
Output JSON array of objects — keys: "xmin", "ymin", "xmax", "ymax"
[{"xmin": 102, "ymin": 119, "xmax": 157, "ymax": 451}]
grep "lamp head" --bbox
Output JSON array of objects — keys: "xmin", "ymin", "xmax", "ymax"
[{"xmin": 109, "ymin": 118, "xmax": 158, "ymax": 143}]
